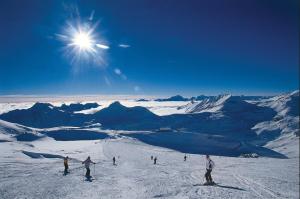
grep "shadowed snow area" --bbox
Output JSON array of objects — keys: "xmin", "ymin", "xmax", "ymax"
[
  {"xmin": 124, "ymin": 131, "xmax": 287, "ymax": 158},
  {"xmin": 44, "ymin": 129, "xmax": 109, "ymax": 141},
  {"xmin": 22, "ymin": 150, "xmax": 65, "ymax": 159}
]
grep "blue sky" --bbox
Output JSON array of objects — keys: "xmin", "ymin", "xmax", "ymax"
[{"xmin": 0, "ymin": 0, "xmax": 298, "ymax": 96}]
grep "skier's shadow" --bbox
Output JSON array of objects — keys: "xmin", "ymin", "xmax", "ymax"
[
  {"xmin": 193, "ymin": 184, "xmax": 245, "ymax": 191},
  {"xmin": 214, "ymin": 184, "xmax": 245, "ymax": 191}
]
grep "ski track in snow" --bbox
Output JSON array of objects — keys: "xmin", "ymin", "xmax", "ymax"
[{"xmin": 234, "ymin": 174, "xmax": 282, "ymax": 198}]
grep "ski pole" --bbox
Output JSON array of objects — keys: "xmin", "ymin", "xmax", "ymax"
[
  {"xmin": 83, "ymin": 166, "xmax": 85, "ymax": 182},
  {"xmin": 93, "ymin": 163, "xmax": 96, "ymax": 179}
]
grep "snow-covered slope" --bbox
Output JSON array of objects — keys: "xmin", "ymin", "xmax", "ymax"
[
  {"xmin": 251, "ymin": 90, "xmax": 299, "ymax": 157},
  {"xmin": 0, "ymin": 137, "xmax": 298, "ymax": 199},
  {"xmin": 180, "ymin": 94, "xmax": 274, "ymax": 116},
  {"xmin": 0, "ymin": 119, "xmax": 44, "ymax": 141},
  {"xmin": 257, "ymin": 90, "xmax": 299, "ymax": 116},
  {"xmin": 180, "ymin": 94, "xmax": 232, "ymax": 113}
]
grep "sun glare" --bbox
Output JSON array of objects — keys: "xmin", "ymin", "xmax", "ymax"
[
  {"xmin": 72, "ymin": 31, "xmax": 93, "ymax": 51},
  {"xmin": 56, "ymin": 12, "xmax": 110, "ymax": 67}
]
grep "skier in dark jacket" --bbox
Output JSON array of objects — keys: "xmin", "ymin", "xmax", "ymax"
[
  {"xmin": 113, "ymin": 156, "xmax": 116, "ymax": 165},
  {"xmin": 82, "ymin": 156, "xmax": 95, "ymax": 178},
  {"xmin": 184, "ymin": 155, "xmax": 187, "ymax": 161},
  {"xmin": 64, "ymin": 156, "xmax": 69, "ymax": 174},
  {"xmin": 204, "ymin": 155, "xmax": 215, "ymax": 184},
  {"xmin": 154, "ymin": 157, "xmax": 157, "ymax": 165}
]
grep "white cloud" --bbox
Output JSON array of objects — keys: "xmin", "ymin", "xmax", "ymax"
[
  {"xmin": 89, "ymin": 10, "xmax": 95, "ymax": 21},
  {"xmin": 114, "ymin": 68, "xmax": 122, "ymax": 75},
  {"xmin": 96, "ymin": 43, "xmax": 110, "ymax": 49},
  {"xmin": 114, "ymin": 68, "xmax": 127, "ymax": 80},
  {"xmin": 119, "ymin": 44, "xmax": 130, "ymax": 48},
  {"xmin": 134, "ymin": 86, "xmax": 140, "ymax": 92}
]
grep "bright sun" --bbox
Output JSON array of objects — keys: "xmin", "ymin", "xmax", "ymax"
[
  {"xmin": 57, "ymin": 19, "xmax": 109, "ymax": 66},
  {"xmin": 72, "ymin": 31, "xmax": 93, "ymax": 51}
]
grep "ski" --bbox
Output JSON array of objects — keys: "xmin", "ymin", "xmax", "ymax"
[
  {"xmin": 85, "ymin": 176, "xmax": 94, "ymax": 182},
  {"xmin": 203, "ymin": 182, "xmax": 217, "ymax": 186},
  {"xmin": 193, "ymin": 182, "xmax": 217, "ymax": 187}
]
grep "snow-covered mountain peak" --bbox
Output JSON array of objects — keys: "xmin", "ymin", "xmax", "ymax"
[
  {"xmin": 183, "ymin": 94, "xmax": 236, "ymax": 113},
  {"xmin": 290, "ymin": 90, "xmax": 299, "ymax": 97},
  {"xmin": 214, "ymin": 94, "xmax": 232, "ymax": 105},
  {"xmin": 258, "ymin": 90, "xmax": 299, "ymax": 117}
]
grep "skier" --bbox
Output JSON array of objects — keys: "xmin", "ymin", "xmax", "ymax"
[
  {"xmin": 151, "ymin": 156, "xmax": 153, "ymax": 160},
  {"xmin": 113, "ymin": 156, "xmax": 116, "ymax": 165},
  {"xmin": 63, "ymin": 156, "xmax": 69, "ymax": 175},
  {"xmin": 154, "ymin": 157, "xmax": 157, "ymax": 165},
  {"xmin": 82, "ymin": 156, "xmax": 95, "ymax": 178},
  {"xmin": 204, "ymin": 155, "xmax": 215, "ymax": 185},
  {"xmin": 184, "ymin": 154, "xmax": 187, "ymax": 161}
]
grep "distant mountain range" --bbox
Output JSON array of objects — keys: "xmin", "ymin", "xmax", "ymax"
[
  {"xmin": 137, "ymin": 94, "xmax": 271, "ymax": 102},
  {"xmin": 0, "ymin": 90, "xmax": 298, "ymax": 158},
  {"xmin": 59, "ymin": 102, "xmax": 99, "ymax": 112},
  {"xmin": 0, "ymin": 95, "xmax": 276, "ymax": 137},
  {"xmin": 155, "ymin": 95, "xmax": 190, "ymax": 102}
]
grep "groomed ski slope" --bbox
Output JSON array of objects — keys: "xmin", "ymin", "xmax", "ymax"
[{"xmin": 0, "ymin": 137, "xmax": 298, "ymax": 199}]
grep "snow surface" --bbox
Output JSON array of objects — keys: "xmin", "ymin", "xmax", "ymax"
[{"xmin": 0, "ymin": 135, "xmax": 299, "ymax": 199}]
